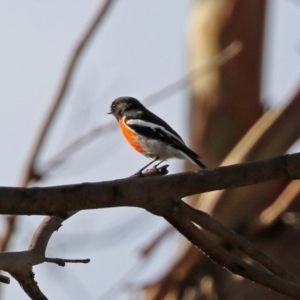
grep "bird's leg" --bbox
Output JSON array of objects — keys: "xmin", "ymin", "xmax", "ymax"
[
  {"xmin": 153, "ymin": 160, "xmax": 164, "ymax": 169},
  {"xmin": 137, "ymin": 156, "xmax": 159, "ymax": 174}
]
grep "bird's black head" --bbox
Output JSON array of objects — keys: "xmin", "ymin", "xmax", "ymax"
[{"xmin": 108, "ymin": 96, "xmax": 144, "ymax": 120}]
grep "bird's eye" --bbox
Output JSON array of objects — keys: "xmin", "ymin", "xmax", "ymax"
[{"xmin": 112, "ymin": 103, "xmax": 116, "ymax": 110}]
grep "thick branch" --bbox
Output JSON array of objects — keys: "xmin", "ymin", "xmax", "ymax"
[
  {"xmin": 165, "ymin": 205, "xmax": 300, "ymax": 299},
  {"xmin": 181, "ymin": 202, "xmax": 299, "ymax": 283},
  {"xmin": 11, "ymin": 271, "xmax": 47, "ymax": 300},
  {"xmin": 0, "ymin": 154, "xmax": 300, "ymax": 299},
  {"xmin": 0, "ymin": 153, "xmax": 299, "ymax": 216},
  {"xmin": 0, "ymin": 217, "xmax": 64, "ymax": 278}
]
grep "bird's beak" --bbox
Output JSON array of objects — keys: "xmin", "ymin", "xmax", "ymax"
[{"xmin": 107, "ymin": 111, "xmax": 113, "ymax": 114}]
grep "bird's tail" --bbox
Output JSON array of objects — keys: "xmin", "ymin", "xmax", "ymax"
[
  {"xmin": 192, "ymin": 157, "xmax": 207, "ymax": 169},
  {"xmin": 178, "ymin": 147, "xmax": 207, "ymax": 169}
]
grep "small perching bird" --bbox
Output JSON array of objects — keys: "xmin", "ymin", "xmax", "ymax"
[{"xmin": 108, "ymin": 96, "xmax": 207, "ymax": 172}]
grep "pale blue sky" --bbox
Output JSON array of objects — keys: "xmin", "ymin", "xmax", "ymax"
[{"xmin": 0, "ymin": 1, "xmax": 300, "ymax": 299}]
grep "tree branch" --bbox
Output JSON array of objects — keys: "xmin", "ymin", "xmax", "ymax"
[
  {"xmin": 21, "ymin": 0, "xmax": 115, "ymax": 186},
  {"xmin": 0, "ymin": 153, "xmax": 299, "ymax": 216},
  {"xmin": 0, "ymin": 3, "xmax": 116, "ymax": 290},
  {"xmin": 45, "ymin": 258, "xmax": 90, "ymax": 267},
  {"xmin": 0, "ymin": 153, "xmax": 300, "ymax": 299},
  {"xmin": 165, "ymin": 205, "xmax": 300, "ymax": 299},
  {"xmin": 181, "ymin": 202, "xmax": 299, "ymax": 283},
  {"xmin": 11, "ymin": 271, "xmax": 47, "ymax": 300}
]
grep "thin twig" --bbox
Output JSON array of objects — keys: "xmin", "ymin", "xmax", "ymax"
[
  {"xmin": 144, "ymin": 41, "xmax": 242, "ymax": 105},
  {"xmin": 0, "ymin": 215, "xmax": 17, "ymax": 252},
  {"xmin": 0, "ymin": 0, "xmax": 115, "ymax": 273},
  {"xmin": 98, "ymin": 260, "xmax": 146, "ymax": 300},
  {"xmin": 45, "ymin": 257, "xmax": 90, "ymax": 267},
  {"xmin": 21, "ymin": 0, "xmax": 115, "ymax": 186},
  {"xmin": 141, "ymin": 226, "xmax": 173, "ymax": 257}
]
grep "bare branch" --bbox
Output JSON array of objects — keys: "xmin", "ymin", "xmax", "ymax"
[
  {"xmin": 165, "ymin": 205, "xmax": 300, "ymax": 299},
  {"xmin": 21, "ymin": 0, "xmax": 115, "ymax": 186},
  {"xmin": 11, "ymin": 271, "xmax": 47, "ymax": 300},
  {"xmin": 181, "ymin": 202, "xmax": 299, "ymax": 284},
  {"xmin": 0, "ymin": 0, "xmax": 116, "ymax": 263},
  {"xmin": 143, "ymin": 41, "xmax": 242, "ymax": 104},
  {"xmin": 141, "ymin": 226, "xmax": 173, "ymax": 257},
  {"xmin": 0, "ymin": 217, "xmax": 63, "ymax": 299},
  {"xmin": 0, "ymin": 153, "xmax": 299, "ymax": 216},
  {"xmin": 0, "ymin": 215, "xmax": 16, "ymax": 252},
  {"xmin": 28, "ymin": 216, "xmax": 64, "ymax": 256},
  {"xmin": 45, "ymin": 258, "xmax": 90, "ymax": 267},
  {"xmin": 0, "ymin": 153, "xmax": 300, "ymax": 299},
  {"xmin": 259, "ymin": 180, "xmax": 300, "ymax": 227}
]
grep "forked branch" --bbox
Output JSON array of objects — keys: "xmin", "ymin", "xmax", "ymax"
[{"xmin": 0, "ymin": 153, "xmax": 300, "ymax": 299}]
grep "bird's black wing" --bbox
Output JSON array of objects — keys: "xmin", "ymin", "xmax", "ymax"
[
  {"xmin": 125, "ymin": 118, "xmax": 185, "ymax": 146},
  {"xmin": 125, "ymin": 109, "xmax": 207, "ymax": 169}
]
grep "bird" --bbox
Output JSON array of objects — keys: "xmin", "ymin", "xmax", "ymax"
[{"xmin": 108, "ymin": 96, "xmax": 207, "ymax": 173}]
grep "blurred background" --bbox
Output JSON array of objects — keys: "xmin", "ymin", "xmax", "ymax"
[{"xmin": 1, "ymin": 0, "xmax": 300, "ymax": 299}]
